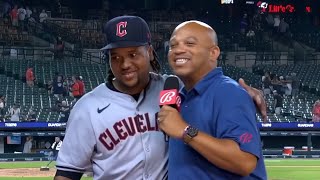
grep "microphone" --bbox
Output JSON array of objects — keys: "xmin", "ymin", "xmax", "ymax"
[
  {"xmin": 159, "ymin": 76, "xmax": 181, "ymax": 141},
  {"xmin": 159, "ymin": 76, "xmax": 181, "ymax": 111}
]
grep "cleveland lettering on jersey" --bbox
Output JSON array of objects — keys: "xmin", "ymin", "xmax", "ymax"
[{"xmin": 99, "ymin": 112, "xmax": 159, "ymax": 150}]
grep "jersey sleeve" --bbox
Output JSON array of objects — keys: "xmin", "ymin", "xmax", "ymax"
[
  {"xmin": 215, "ymin": 82, "xmax": 262, "ymax": 159},
  {"xmin": 56, "ymin": 100, "xmax": 96, "ymax": 173}
]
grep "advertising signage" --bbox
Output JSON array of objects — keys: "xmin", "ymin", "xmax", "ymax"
[{"xmin": 256, "ymin": 1, "xmax": 313, "ymax": 13}]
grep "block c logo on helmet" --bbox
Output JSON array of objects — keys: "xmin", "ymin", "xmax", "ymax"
[{"xmin": 116, "ymin": 21, "xmax": 127, "ymax": 37}]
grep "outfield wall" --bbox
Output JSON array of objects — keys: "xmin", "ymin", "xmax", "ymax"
[{"xmin": 0, "ymin": 122, "xmax": 320, "ymax": 160}]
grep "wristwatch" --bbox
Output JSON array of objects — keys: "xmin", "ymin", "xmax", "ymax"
[{"xmin": 182, "ymin": 125, "xmax": 199, "ymax": 144}]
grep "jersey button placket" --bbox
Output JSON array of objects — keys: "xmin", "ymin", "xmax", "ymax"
[
  {"xmin": 144, "ymin": 173, "xmax": 150, "ymax": 179},
  {"xmin": 145, "ymin": 146, "xmax": 150, "ymax": 152},
  {"xmin": 132, "ymin": 97, "xmax": 138, "ymax": 115}
]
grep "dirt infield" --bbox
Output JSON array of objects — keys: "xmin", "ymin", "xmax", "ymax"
[{"xmin": 0, "ymin": 168, "xmax": 55, "ymax": 177}]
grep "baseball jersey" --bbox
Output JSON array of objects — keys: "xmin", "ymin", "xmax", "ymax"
[
  {"xmin": 56, "ymin": 73, "xmax": 169, "ymax": 180},
  {"xmin": 168, "ymin": 67, "xmax": 267, "ymax": 179}
]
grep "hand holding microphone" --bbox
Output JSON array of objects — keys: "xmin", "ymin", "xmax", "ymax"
[{"xmin": 158, "ymin": 77, "xmax": 188, "ymax": 140}]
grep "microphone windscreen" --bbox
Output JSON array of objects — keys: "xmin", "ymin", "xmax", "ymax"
[
  {"xmin": 163, "ymin": 76, "xmax": 180, "ymax": 91},
  {"xmin": 159, "ymin": 76, "xmax": 180, "ymax": 109}
]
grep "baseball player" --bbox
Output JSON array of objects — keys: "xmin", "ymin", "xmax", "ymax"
[
  {"xmin": 51, "ymin": 137, "xmax": 63, "ymax": 156},
  {"xmin": 54, "ymin": 16, "xmax": 169, "ymax": 180},
  {"xmin": 47, "ymin": 137, "xmax": 62, "ymax": 165},
  {"xmin": 54, "ymin": 16, "xmax": 266, "ymax": 180}
]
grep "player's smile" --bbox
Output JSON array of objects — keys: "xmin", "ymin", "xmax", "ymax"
[{"xmin": 121, "ymin": 70, "xmax": 138, "ymax": 81}]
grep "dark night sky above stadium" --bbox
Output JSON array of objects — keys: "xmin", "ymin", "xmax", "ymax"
[{"xmin": 24, "ymin": 0, "xmax": 319, "ymax": 10}]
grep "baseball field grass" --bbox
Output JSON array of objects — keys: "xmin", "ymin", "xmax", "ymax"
[
  {"xmin": 0, "ymin": 159, "xmax": 319, "ymax": 179},
  {"xmin": 265, "ymin": 159, "xmax": 320, "ymax": 180}
]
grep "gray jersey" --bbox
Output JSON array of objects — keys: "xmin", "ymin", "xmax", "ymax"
[{"xmin": 56, "ymin": 73, "xmax": 169, "ymax": 180}]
